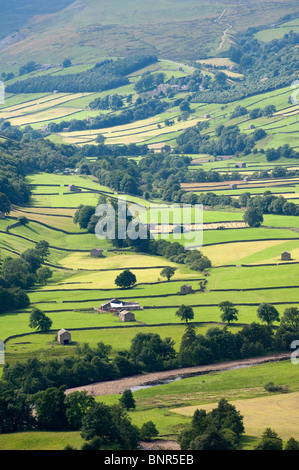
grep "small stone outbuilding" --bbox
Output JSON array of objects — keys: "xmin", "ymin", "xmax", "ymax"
[
  {"xmin": 90, "ymin": 248, "xmax": 103, "ymax": 258},
  {"xmin": 281, "ymin": 251, "xmax": 291, "ymax": 261},
  {"xmin": 58, "ymin": 329, "xmax": 71, "ymax": 345},
  {"xmin": 180, "ymin": 284, "xmax": 193, "ymax": 294},
  {"xmin": 68, "ymin": 184, "xmax": 81, "ymax": 192},
  {"xmin": 119, "ymin": 310, "xmax": 135, "ymax": 322}
]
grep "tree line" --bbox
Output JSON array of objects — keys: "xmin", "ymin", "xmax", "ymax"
[
  {"xmin": 180, "ymin": 190, "xmax": 299, "ymax": 219},
  {"xmin": 47, "ymin": 95, "xmax": 171, "ymax": 133},
  {"xmin": 0, "ymin": 241, "xmax": 52, "ymax": 314},
  {"xmin": 175, "ymin": 123, "xmax": 267, "ymax": 156},
  {"xmin": 6, "ymin": 55, "xmax": 158, "ymax": 94}
]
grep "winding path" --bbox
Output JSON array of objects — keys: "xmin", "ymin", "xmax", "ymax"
[
  {"xmin": 65, "ymin": 352, "xmax": 290, "ymax": 397},
  {"xmin": 214, "ymin": 8, "xmax": 233, "ymax": 51}
]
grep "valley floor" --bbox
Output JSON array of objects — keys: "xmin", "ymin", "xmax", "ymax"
[{"xmin": 65, "ymin": 352, "xmax": 290, "ymax": 397}]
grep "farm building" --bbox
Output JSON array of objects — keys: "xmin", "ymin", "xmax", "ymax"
[
  {"xmin": 68, "ymin": 184, "xmax": 81, "ymax": 192},
  {"xmin": 90, "ymin": 248, "xmax": 103, "ymax": 257},
  {"xmin": 281, "ymin": 251, "xmax": 291, "ymax": 261},
  {"xmin": 180, "ymin": 284, "xmax": 193, "ymax": 294},
  {"xmin": 156, "ymin": 83, "xmax": 180, "ymax": 93},
  {"xmin": 215, "ymin": 155, "xmax": 233, "ymax": 161},
  {"xmin": 100, "ymin": 298, "xmax": 141, "ymax": 312},
  {"xmin": 0, "ymin": 211, "xmax": 5, "ymax": 219},
  {"xmin": 58, "ymin": 329, "xmax": 71, "ymax": 345},
  {"xmin": 119, "ymin": 310, "xmax": 135, "ymax": 322},
  {"xmin": 204, "ymin": 113, "xmax": 211, "ymax": 119},
  {"xmin": 229, "ymin": 183, "xmax": 238, "ymax": 189},
  {"xmin": 235, "ymin": 162, "xmax": 246, "ymax": 168}
]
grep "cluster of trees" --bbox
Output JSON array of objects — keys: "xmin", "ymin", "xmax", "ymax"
[
  {"xmin": 149, "ymin": 239, "xmax": 212, "ymax": 272},
  {"xmin": 186, "ymin": 168, "xmax": 242, "ymax": 184},
  {"xmin": 1, "ymin": 135, "xmax": 80, "ymax": 175},
  {"xmin": 251, "ymin": 164, "xmax": 299, "ymax": 180},
  {"xmin": 178, "ymin": 189, "xmax": 299, "ymax": 220},
  {"xmin": 175, "ymin": 123, "xmax": 265, "ymax": 156},
  {"xmin": 6, "ymin": 55, "xmax": 158, "ymax": 94},
  {"xmin": 0, "ymin": 381, "xmax": 156, "ymax": 450},
  {"xmin": 243, "ymin": 190, "xmax": 299, "ymax": 218},
  {"xmin": 82, "ymin": 142, "xmax": 149, "ymax": 158},
  {"xmin": 178, "ymin": 398, "xmax": 245, "ymax": 450},
  {"xmin": 254, "ymin": 428, "xmax": 299, "ymax": 450},
  {"xmin": 1, "ymin": 71, "xmax": 14, "ymax": 82},
  {"xmin": 89, "ymin": 93, "xmax": 125, "ymax": 110},
  {"xmin": 219, "ymin": 300, "xmax": 287, "ymax": 328},
  {"xmin": 192, "ymin": 31, "xmax": 298, "ymax": 103},
  {"xmin": 48, "ymin": 95, "xmax": 171, "ymax": 133},
  {"xmin": 77, "ymin": 154, "xmax": 142, "ymax": 197},
  {"xmin": 0, "ymin": 241, "xmax": 52, "ymax": 314},
  {"xmin": 230, "ymin": 104, "xmax": 276, "ymax": 119},
  {"xmin": 0, "ymin": 284, "xmax": 29, "ymax": 314},
  {"xmin": 19, "ymin": 61, "xmax": 41, "ymax": 76},
  {"xmin": 134, "ymin": 72, "xmax": 165, "ymax": 92},
  {"xmin": 0, "ymin": 144, "xmax": 32, "ymax": 207},
  {"xmin": 178, "ymin": 401, "xmax": 299, "ymax": 450},
  {"xmin": 178, "ymin": 307, "xmax": 298, "ymax": 368},
  {"xmin": 266, "ymin": 145, "xmax": 299, "ymax": 161}
]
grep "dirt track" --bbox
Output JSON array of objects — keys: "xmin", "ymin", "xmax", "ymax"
[{"xmin": 65, "ymin": 352, "xmax": 290, "ymax": 397}]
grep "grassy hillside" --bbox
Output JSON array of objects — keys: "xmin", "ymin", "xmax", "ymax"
[{"xmin": 0, "ymin": 0, "xmax": 298, "ymax": 68}]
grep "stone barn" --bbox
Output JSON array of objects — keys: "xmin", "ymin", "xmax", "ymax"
[
  {"xmin": 68, "ymin": 184, "xmax": 81, "ymax": 192},
  {"xmin": 281, "ymin": 251, "xmax": 291, "ymax": 261},
  {"xmin": 229, "ymin": 184, "xmax": 237, "ymax": 189},
  {"xmin": 90, "ymin": 248, "xmax": 103, "ymax": 258},
  {"xmin": 180, "ymin": 284, "xmax": 193, "ymax": 294},
  {"xmin": 100, "ymin": 299, "xmax": 141, "ymax": 312},
  {"xmin": 58, "ymin": 329, "xmax": 71, "ymax": 345},
  {"xmin": 119, "ymin": 310, "xmax": 135, "ymax": 322}
]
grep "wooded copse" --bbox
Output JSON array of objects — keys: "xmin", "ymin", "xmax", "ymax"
[{"xmin": 6, "ymin": 55, "xmax": 158, "ymax": 94}]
